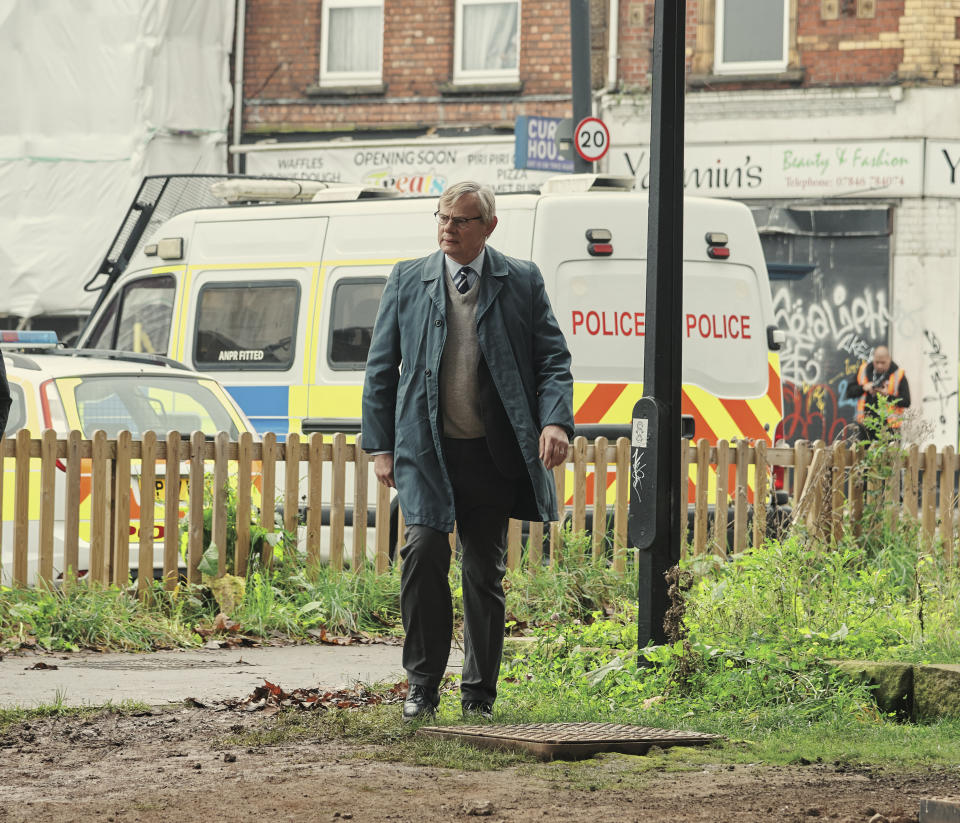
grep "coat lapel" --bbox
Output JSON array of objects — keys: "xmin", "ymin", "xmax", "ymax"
[
  {"xmin": 420, "ymin": 249, "xmax": 447, "ymax": 320},
  {"xmin": 476, "ymin": 245, "xmax": 507, "ymax": 323}
]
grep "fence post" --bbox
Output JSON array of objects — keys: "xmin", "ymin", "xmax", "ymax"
[
  {"xmin": 64, "ymin": 430, "xmax": 81, "ymax": 583},
  {"xmin": 572, "ymin": 435, "xmax": 587, "ymax": 536},
  {"xmin": 905, "ymin": 443, "xmax": 920, "ymax": 519},
  {"xmin": 693, "ymin": 438, "xmax": 709, "ymax": 554},
  {"xmin": 138, "ymin": 432, "xmax": 157, "ymax": 596},
  {"xmin": 550, "ymin": 461, "xmax": 566, "ymax": 566},
  {"xmin": 507, "ymin": 519, "xmax": 522, "ymax": 570},
  {"xmin": 793, "ymin": 439, "xmax": 811, "ymax": 509},
  {"xmin": 713, "ymin": 439, "xmax": 730, "ymax": 557},
  {"xmin": 330, "ymin": 432, "xmax": 347, "ymax": 571},
  {"xmin": 939, "ymin": 445, "xmax": 955, "ymax": 565},
  {"xmin": 831, "ymin": 441, "xmax": 848, "ymax": 545},
  {"xmin": 353, "ymin": 434, "xmax": 369, "ymax": 571},
  {"xmin": 213, "ymin": 431, "xmax": 229, "ymax": 578},
  {"xmin": 593, "ymin": 436, "xmax": 609, "ymax": 561},
  {"xmin": 187, "ymin": 431, "xmax": 206, "ymax": 584},
  {"xmin": 921, "ymin": 444, "xmax": 937, "ymax": 550},
  {"xmin": 612, "ymin": 437, "xmax": 629, "ymax": 572},
  {"xmin": 885, "ymin": 447, "xmax": 902, "ymax": 530},
  {"xmin": 235, "ymin": 431, "xmax": 254, "ymax": 577},
  {"xmin": 284, "ymin": 432, "xmax": 301, "ymax": 545},
  {"xmin": 260, "ymin": 432, "xmax": 278, "ymax": 569},
  {"xmin": 753, "ymin": 440, "xmax": 768, "ymax": 551},
  {"xmin": 38, "ymin": 429, "xmax": 57, "ymax": 587},
  {"xmin": 90, "ymin": 430, "xmax": 108, "ymax": 585},
  {"xmin": 733, "ymin": 440, "xmax": 749, "ymax": 553},
  {"xmin": 163, "ymin": 432, "xmax": 181, "ymax": 589},
  {"xmin": 307, "ymin": 433, "xmax": 324, "ymax": 571},
  {"xmin": 113, "ymin": 431, "xmax": 133, "ymax": 586},
  {"xmin": 679, "ymin": 437, "xmax": 691, "ymax": 557},
  {"xmin": 849, "ymin": 442, "xmax": 865, "ymax": 538}
]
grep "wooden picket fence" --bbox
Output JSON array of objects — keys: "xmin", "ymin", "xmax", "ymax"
[
  {"xmin": 683, "ymin": 437, "xmax": 960, "ymax": 562},
  {"xmin": 2, "ymin": 430, "xmax": 955, "ymax": 590},
  {"xmin": 0, "ymin": 431, "xmax": 632, "ymax": 590}
]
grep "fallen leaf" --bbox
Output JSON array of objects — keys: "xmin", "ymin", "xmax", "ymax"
[{"xmin": 25, "ymin": 661, "xmax": 58, "ymax": 671}]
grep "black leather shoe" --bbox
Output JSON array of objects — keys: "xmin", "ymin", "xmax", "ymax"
[
  {"xmin": 461, "ymin": 700, "xmax": 494, "ymax": 721},
  {"xmin": 402, "ymin": 684, "xmax": 440, "ymax": 722}
]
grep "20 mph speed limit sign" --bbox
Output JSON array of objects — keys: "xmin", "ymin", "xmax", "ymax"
[{"xmin": 574, "ymin": 117, "xmax": 610, "ymax": 163}]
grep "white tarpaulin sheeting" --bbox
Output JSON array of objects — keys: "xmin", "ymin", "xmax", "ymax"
[{"xmin": 0, "ymin": 0, "xmax": 234, "ymax": 318}]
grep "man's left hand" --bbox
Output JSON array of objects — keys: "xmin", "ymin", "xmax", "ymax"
[{"xmin": 539, "ymin": 424, "xmax": 569, "ymax": 470}]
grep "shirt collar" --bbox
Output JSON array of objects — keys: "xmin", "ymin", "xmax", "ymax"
[{"xmin": 444, "ymin": 248, "xmax": 485, "ymax": 282}]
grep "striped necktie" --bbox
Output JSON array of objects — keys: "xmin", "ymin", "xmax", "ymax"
[{"xmin": 453, "ymin": 266, "xmax": 472, "ymax": 294}]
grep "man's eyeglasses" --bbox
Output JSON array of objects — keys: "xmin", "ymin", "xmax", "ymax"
[{"xmin": 434, "ymin": 212, "xmax": 484, "ymax": 228}]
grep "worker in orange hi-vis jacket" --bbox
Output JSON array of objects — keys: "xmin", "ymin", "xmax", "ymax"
[{"xmin": 847, "ymin": 345, "xmax": 911, "ymax": 440}]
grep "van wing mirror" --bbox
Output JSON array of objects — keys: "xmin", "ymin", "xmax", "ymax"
[{"xmin": 767, "ymin": 324, "xmax": 785, "ymax": 351}]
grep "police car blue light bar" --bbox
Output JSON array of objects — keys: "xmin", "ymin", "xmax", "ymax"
[{"xmin": 0, "ymin": 330, "xmax": 60, "ymax": 348}]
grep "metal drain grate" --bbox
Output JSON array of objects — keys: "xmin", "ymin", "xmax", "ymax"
[{"xmin": 417, "ymin": 722, "xmax": 723, "ymax": 761}]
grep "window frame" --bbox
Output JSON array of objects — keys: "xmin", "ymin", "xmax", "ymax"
[
  {"xmin": 713, "ymin": 0, "xmax": 789, "ymax": 75},
  {"xmin": 453, "ymin": 0, "xmax": 521, "ymax": 85},
  {"xmin": 326, "ymin": 276, "xmax": 387, "ymax": 372},
  {"xmin": 192, "ymin": 280, "xmax": 301, "ymax": 372},
  {"xmin": 318, "ymin": 0, "xmax": 384, "ymax": 88},
  {"xmin": 84, "ymin": 274, "xmax": 176, "ymax": 353}
]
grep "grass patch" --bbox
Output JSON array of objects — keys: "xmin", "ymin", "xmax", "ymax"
[{"xmin": 0, "ymin": 698, "xmax": 153, "ymax": 734}]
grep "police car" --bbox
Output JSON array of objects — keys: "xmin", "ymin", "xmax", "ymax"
[{"xmin": 1, "ymin": 330, "xmax": 255, "ymax": 585}]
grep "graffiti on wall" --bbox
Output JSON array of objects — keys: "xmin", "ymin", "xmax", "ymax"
[
  {"xmin": 922, "ymin": 328, "xmax": 958, "ymax": 441},
  {"xmin": 773, "ymin": 283, "xmax": 890, "ymax": 443}
]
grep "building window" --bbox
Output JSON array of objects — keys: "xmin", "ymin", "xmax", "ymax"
[
  {"xmin": 714, "ymin": 0, "xmax": 788, "ymax": 74},
  {"xmin": 454, "ymin": 0, "xmax": 520, "ymax": 84},
  {"xmin": 319, "ymin": 0, "xmax": 383, "ymax": 87}
]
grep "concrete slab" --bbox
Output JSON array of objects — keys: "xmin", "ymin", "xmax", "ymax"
[
  {"xmin": 0, "ymin": 644, "xmax": 464, "ymax": 709},
  {"xmin": 914, "ymin": 664, "xmax": 960, "ymax": 721},
  {"xmin": 920, "ymin": 797, "xmax": 960, "ymax": 823}
]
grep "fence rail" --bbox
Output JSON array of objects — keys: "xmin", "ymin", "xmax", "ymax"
[{"xmin": 1, "ymin": 431, "xmax": 955, "ymax": 590}]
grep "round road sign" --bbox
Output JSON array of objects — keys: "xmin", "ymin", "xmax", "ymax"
[{"xmin": 574, "ymin": 117, "xmax": 610, "ymax": 163}]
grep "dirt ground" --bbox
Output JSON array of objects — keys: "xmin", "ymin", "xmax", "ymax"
[{"xmin": 0, "ymin": 705, "xmax": 957, "ymax": 823}]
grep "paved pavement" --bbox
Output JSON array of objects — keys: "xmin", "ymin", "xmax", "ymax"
[{"xmin": 0, "ymin": 643, "xmax": 464, "ymax": 709}]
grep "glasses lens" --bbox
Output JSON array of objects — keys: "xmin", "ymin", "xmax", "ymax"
[{"xmin": 435, "ymin": 212, "xmax": 448, "ymax": 225}]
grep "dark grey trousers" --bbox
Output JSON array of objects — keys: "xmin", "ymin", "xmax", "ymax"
[{"xmin": 400, "ymin": 437, "xmax": 518, "ymax": 705}]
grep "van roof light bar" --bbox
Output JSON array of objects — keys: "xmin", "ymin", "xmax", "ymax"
[
  {"xmin": 539, "ymin": 174, "xmax": 636, "ymax": 194},
  {"xmin": 210, "ymin": 179, "xmax": 399, "ymax": 204}
]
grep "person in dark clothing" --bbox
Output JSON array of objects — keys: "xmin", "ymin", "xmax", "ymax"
[
  {"xmin": 0, "ymin": 354, "xmax": 11, "ymax": 434},
  {"xmin": 362, "ymin": 182, "xmax": 574, "ymax": 722},
  {"xmin": 846, "ymin": 345, "xmax": 910, "ymax": 440}
]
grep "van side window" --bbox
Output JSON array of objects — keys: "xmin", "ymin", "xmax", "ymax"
[
  {"xmin": 194, "ymin": 282, "xmax": 299, "ymax": 370},
  {"xmin": 328, "ymin": 278, "xmax": 386, "ymax": 370},
  {"xmin": 85, "ymin": 276, "xmax": 175, "ymax": 353},
  {"xmin": 114, "ymin": 276, "xmax": 176, "ymax": 354}
]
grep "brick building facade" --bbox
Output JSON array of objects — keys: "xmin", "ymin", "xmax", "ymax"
[{"xmin": 234, "ymin": 1, "xmax": 960, "ymax": 446}]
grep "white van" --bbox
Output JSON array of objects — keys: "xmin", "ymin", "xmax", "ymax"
[{"xmin": 77, "ymin": 174, "xmax": 784, "ymax": 522}]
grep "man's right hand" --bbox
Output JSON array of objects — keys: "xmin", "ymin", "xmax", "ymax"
[{"xmin": 374, "ymin": 453, "xmax": 396, "ymax": 488}]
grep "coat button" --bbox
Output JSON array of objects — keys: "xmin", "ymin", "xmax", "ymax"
[
  {"xmin": 425, "ymin": 368, "xmax": 432, "ymax": 377},
  {"xmin": 435, "ymin": 319, "xmax": 442, "ymax": 326}
]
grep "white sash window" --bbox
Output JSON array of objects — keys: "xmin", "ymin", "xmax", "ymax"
[
  {"xmin": 320, "ymin": 0, "xmax": 384, "ymax": 86},
  {"xmin": 455, "ymin": 0, "xmax": 520, "ymax": 84},
  {"xmin": 714, "ymin": 0, "xmax": 788, "ymax": 74}
]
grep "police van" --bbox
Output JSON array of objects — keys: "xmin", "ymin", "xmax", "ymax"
[{"xmin": 76, "ymin": 174, "xmax": 784, "ymax": 536}]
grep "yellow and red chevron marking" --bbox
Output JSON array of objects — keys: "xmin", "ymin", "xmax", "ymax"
[{"xmin": 566, "ymin": 353, "xmax": 783, "ymax": 507}]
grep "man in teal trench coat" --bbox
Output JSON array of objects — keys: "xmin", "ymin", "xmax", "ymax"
[{"xmin": 362, "ymin": 181, "xmax": 574, "ymax": 721}]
